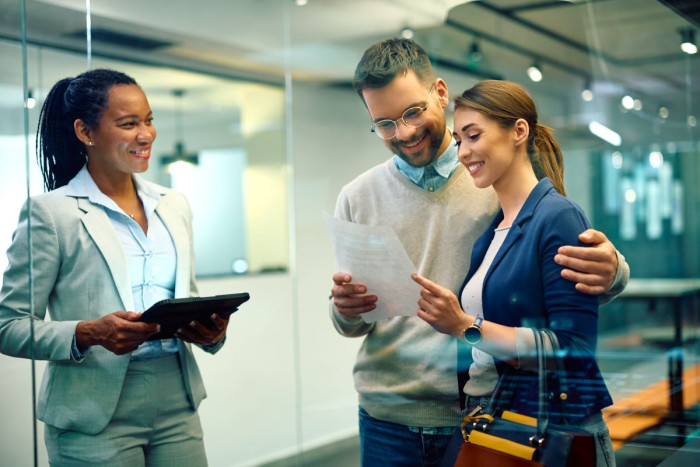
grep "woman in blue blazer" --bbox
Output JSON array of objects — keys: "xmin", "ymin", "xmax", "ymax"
[
  {"xmin": 412, "ymin": 80, "xmax": 615, "ymax": 466},
  {"xmin": 0, "ymin": 69, "xmax": 230, "ymax": 466}
]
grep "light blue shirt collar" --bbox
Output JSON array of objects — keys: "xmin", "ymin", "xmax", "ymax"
[
  {"xmin": 393, "ymin": 136, "xmax": 460, "ymax": 191},
  {"xmin": 66, "ymin": 165, "xmax": 163, "ymax": 219}
]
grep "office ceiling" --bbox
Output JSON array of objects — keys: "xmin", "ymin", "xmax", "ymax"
[{"xmin": 0, "ymin": 0, "xmax": 697, "ymax": 140}]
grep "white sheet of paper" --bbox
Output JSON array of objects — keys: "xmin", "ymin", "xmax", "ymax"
[{"xmin": 324, "ymin": 212, "xmax": 423, "ymax": 323}]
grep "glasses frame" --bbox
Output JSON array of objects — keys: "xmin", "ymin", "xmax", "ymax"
[{"xmin": 370, "ymin": 83, "xmax": 435, "ymax": 140}]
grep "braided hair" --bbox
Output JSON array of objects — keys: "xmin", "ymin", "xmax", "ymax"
[{"xmin": 36, "ymin": 69, "xmax": 137, "ymax": 191}]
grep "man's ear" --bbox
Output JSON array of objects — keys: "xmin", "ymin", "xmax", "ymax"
[
  {"xmin": 73, "ymin": 119, "xmax": 92, "ymax": 146},
  {"xmin": 513, "ymin": 118, "xmax": 529, "ymax": 147},
  {"xmin": 435, "ymin": 78, "xmax": 450, "ymax": 109}
]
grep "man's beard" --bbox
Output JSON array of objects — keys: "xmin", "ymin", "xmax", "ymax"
[{"xmin": 391, "ymin": 124, "xmax": 446, "ymax": 168}]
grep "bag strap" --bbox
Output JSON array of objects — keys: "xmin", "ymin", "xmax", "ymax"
[
  {"xmin": 477, "ymin": 328, "xmax": 569, "ymax": 431},
  {"xmin": 533, "ymin": 329, "xmax": 548, "ymax": 441},
  {"xmin": 540, "ymin": 328, "xmax": 570, "ymax": 423},
  {"xmin": 482, "ymin": 362, "xmax": 521, "ymax": 415}
]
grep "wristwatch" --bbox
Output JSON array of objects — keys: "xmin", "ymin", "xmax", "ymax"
[{"xmin": 463, "ymin": 316, "xmax": 483, "ymax": 345}]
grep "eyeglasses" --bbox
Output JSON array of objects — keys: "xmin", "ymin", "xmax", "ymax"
[{"xmin": 370, "ymin": 84, "xmax": 435, "ymax": 140}]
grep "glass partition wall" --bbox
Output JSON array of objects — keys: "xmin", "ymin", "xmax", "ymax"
[
  {"xmin": 1, "ymin": 1, "xmax": 698, "ymax": 466},
  {"xmin": 0, "ymin": 1, "xmax": 296, "ymax": 466}
]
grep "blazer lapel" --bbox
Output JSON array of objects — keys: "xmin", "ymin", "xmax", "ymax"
[
  {"xmin": 77, "ymin": 198, "xmax": 135, "ymax": 311},
  {"xmin": 482, "ymin": 178, "xmax": 555, "ymax": 290},
  {"xmin": 156, "ymin": 196, "xmax": 191, "ymax": 298},
  {"xmin": 485, "ymin": 223, "xmax": 524, "ymax": 280}
]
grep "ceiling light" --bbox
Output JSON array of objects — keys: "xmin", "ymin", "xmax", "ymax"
[
  {"xmin": 25, "ymin": 89, "xmax": 36, "ymax": 109},
  {"xmin": 581, "ymin": 80, "xmax": 593, "ymax": 101},
  {"xmin": 163, "ymin": 89, "xmax": 198, "ymax": 168},
  {"xmin": 468, "ymin": 40, "xmax": 482, "ymax": 63},
  {"xmin": 589, "ymin": 121, "xmax": 621, "ymax": 146},
  {"xmin": 689, "ymin": 115, "xmax": 697, "ymax": 127},
  {"xmin": 295, "ymin": 0, "xmax": 308, "ymax": 6},
  {"xmin": 633, "ymin": 99, "xmax": 643, "ymax": 111},
  {"xmin": 621, "ymin": 95, "xmax": 634, "ymax": 110},
  {"xmin": 527, "ymin": 61, "xmax": 542, "ymax": 82},
  {"xmin": 658, "ymin": 106, "xmax": 669, "ymax": 119},
  {"xmin": 400, "ymin": 26, "xmax": 414, "ymax": 40},
  {"xmin": 680, "ymin": 28, "xmax": 697, "ymax": 55},
  {"xmin": 649, "ymin": 150, "xmax": 663, "ymax": 168},
  {"xmin": 611, "ymin": 151, "xmax": 623, "ymax": 169}
]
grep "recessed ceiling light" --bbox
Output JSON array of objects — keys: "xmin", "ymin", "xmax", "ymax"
[
  {"xmin": 527, "ymin": 62, "xmax": 542, "ymax": 82},
  {"xmin": 680, "ymin": 28, "xmax": 697, "ymax": 55},
  {"xmin": 621, "ymin": 95, "xmax": 634, "ymax": 110}
]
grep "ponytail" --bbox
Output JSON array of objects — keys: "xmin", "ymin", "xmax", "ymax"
[
  {"xmin": 531, "ymin": 123, "xmax": 566, "ymax": 196},
  {"xmin": 36, "ymin": 69, "xmax": 137, "ymax": 191},
  {"xmin": 37, "ymin": 78, "xmax": 86, "ymax": 191}
]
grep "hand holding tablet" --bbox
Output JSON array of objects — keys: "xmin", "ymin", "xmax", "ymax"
[{"xmin": 138, "ymin": 293, "xmax": 250, "ymax": 341}]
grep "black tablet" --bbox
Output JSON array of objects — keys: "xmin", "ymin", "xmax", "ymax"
[{"xmin": 139, "ymin": 292, "xmax": 250, "ymax": 341}]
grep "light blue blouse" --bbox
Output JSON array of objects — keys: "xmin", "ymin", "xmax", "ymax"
[{"xmin": 70, "ymin": 166, "xmax": 178, "ymax": 360}]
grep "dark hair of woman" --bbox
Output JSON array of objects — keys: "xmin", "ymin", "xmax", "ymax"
[
  {"xmin": 454, "ymin": 80, "xmax": 566, "ymax": 196},
  {"xmin": 36, "ymin": 68, "xmax": 137, "ymax": 191}
]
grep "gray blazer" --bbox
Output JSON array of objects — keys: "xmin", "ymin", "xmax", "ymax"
[{"xmin": 0, "ymin": 176, "xmax": 209, "ymax": 434}]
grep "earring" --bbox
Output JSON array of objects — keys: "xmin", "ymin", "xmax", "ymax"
[{"xmin": 88, "ymin": 141, "xmax": 94, "ymax": 146}]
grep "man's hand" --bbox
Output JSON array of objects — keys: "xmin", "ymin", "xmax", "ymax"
[
  {"xmin": 555, "ymin": 229, "xmax": 618, "ymax": 295},
  {"xmin": 76, "ymin": 311, "xmax": 159, "ymax": 355},
  {"xmin": 331, "ymin": 272, "xmax": 377, "ymax": 319}
]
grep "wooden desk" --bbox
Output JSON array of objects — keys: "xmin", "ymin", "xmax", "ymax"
[{"xmin": 619, "ymin": 279, "xmax": 700, "ymax": 418}]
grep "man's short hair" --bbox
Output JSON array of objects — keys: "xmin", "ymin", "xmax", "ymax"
[{"xmin": 353, "ymin": 38, "xmax": 435, "ymax": 100}]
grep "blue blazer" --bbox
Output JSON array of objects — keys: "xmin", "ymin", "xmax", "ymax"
[{"xmin": 459, "ymin": 178, "xmax": 612, "ymax": 421}]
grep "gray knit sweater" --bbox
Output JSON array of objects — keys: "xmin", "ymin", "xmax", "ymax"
[{"xmin": 330, "ymin": 157, "xmax": 499, "ymax": 427}]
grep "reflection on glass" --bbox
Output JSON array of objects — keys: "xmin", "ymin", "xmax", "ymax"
[
  {"xmin": 0, "ymin": 0, "xmax": 698, "ymax": 464},
  {"xmin": 620, "ymin": 177, "xmax": 637, "ymax": 241},
  {"xmin": 672, "ymin": 180, "xmax": 684, "ymax": 235},
  {"xmin": 602, "ymin": 151, "xmax": 622, "ymax": 215},
  {"xmin": 658, "ymin": 162, "xmax": 673, "ymax": 219},
  {"xmin": 633, "ymin": 162, "xmax": 646, "ymax": 222},
  {"xmin": 645, "ymin": 179, "xmax": 662, "ymax": 240}
]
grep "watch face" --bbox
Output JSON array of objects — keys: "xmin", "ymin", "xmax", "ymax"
[{"xmin": 464, "ymin": 326, "xmax": 482, "ymax": 344}]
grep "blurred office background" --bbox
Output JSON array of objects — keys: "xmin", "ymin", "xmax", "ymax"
[{"xmin": 0, "ymin": 0, "xmax": 698, "ymax": 465}]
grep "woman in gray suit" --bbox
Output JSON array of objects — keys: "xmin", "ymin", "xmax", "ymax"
[{"xmin": 0, "ymin": 69, "xmax": 228, "ymax": 466}]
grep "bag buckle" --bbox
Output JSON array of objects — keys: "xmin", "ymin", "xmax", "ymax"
[
  {"xmin": 528, "ymin": 435, "xmax": 545, "ymax": 447},
  {"xmin": 461, "ymin": 407, "xmax": 494, "ymax": 441},
  {"xmin": 467, "ymin": 405, "xmax": 484, "ymax": 418}
]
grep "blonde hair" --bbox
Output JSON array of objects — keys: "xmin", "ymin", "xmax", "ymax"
[{"xmin": 454, "ymin": 80, "xmax": 566, "ymax": 196}]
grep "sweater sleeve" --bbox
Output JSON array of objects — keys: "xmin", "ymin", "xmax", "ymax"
[{"xmin": 599, "ymin": 249, "xmax": 630, "ymax": 305}]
